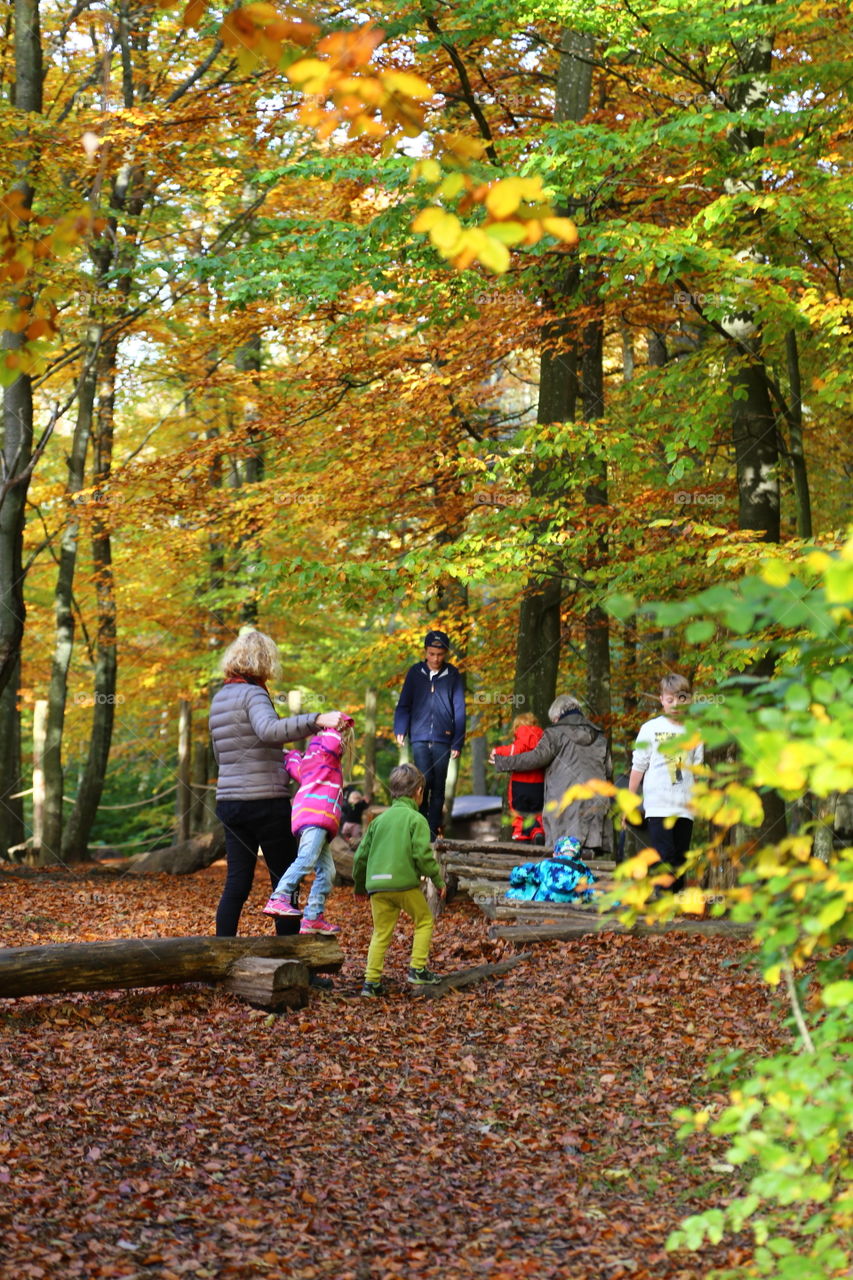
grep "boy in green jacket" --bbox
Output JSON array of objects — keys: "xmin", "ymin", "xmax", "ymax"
[{"xmin": 354, "ymin": 763, "xmax": 446, "ymax": 996}]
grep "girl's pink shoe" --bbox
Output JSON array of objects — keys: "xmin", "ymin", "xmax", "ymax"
[
  {"xmin": 262, "ymin": 896, "xmax": 301, "ymax": 917},
  {"xmin": 299, "ymin": 916, "xmax": 340, "ymax": 935}
]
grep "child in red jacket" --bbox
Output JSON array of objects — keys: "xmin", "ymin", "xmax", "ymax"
[{"xmin": 493, "ymin": 713, "xmax": 545, "ymax": 842}]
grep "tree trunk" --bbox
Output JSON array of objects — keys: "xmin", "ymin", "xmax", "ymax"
[
  {"xmin": 580, "ymin": 310, "xmax": 610, "ymax": 724},
  {"xmin": 363, "ymin": 686, "xmax": 377, "ymax": 799},
  {"xmin": 785, "ymin": 329, "xmax": 812, "ymax": 538},
  {"xmin": 61, "ymin": 335, "xmax": 120, "ymax": 861},
  {"xmin": 725, "ymin": 15, "xmax": 780, "ymax": 543},
  {"xmin": 513, "ymin": 30, "xmax": 595, "ymax": 720},
  {"xmin": 0, "ymin": 0, "xmax": 42, "ymax": 694},
  {"xmin": 0, "ymin": 656, "xmax": 25, "ymax": 856},
  {"xmin": 40, "ymin": 324, "xmax": 103, "ymax": 864},
  {"xmin": 0, "ymin": 934, "xmax": 343, "ymax": 999}
]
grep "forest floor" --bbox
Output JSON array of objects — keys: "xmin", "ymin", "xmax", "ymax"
[{"xmin": 0, "ymin": 862, "xmax": 783, "ymax": 1280}]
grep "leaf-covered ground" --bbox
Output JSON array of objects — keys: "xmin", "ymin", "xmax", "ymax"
[{"xmin": 0, "ymin": 864, "xmax": 783, "ymax": 1279}]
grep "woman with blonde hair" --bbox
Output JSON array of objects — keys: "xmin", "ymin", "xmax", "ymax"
[{"xmin": 210, "ymin": 629, "xmax": 344, "ymax": 937}]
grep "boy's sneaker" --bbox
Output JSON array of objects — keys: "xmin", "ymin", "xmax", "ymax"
[
  {"xmin": 360, "ymin": 981, "xmax": 385, "ymax": 997},
  {"xmin": 407, "ymin": 966, "xmax": 443, "ymax": 986},
  {"xmin": 262, "ymin": 895, "xmax": 301, "ymax": 918},
  {"xmin": 299, "ymin": 916, "xmax": 341, "ymax": 935}
]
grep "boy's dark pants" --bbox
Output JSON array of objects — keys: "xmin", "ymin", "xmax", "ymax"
[
  {"xmin": 215, "ymin": 797, "xmax": 301, "ymax": 936},
  {"xmin": 411, "ymin": 740, "xmax": 451, "ymax": 838},
  {"xmin": 645, "ymin": 816, "xmax": 693, "ymax": 893}
]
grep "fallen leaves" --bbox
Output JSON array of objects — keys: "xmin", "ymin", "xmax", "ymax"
[{"xmin": 0, "ymin": 863, "xmax": 780, "ymax": 1278}]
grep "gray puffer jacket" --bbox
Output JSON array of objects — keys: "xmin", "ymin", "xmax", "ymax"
[{"xmin": 210, "ymin": 682, "xmax": 318, "ymax": 801}]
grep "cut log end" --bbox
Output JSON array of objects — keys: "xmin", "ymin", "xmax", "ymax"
[{"xmin": 222, "ymin": 956, "xmax": 310, "ymax": 1010}]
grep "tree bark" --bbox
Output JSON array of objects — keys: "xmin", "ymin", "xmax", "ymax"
[
  {"xmin": 513, "ymin": 30, "xmax": 595, "ymax": 721},
  {"xmin": 40, "ymin": 324, "xmax": 103, "ymax": 864},
  {"xmin": 785, "ymin": 329, "xmax": 812, "ymax": 538},
  {"xmin": 725, "ymin": 15, "xmax": 780, "ymax": 542},
  {"xmin": 61, "ymin": 334, "xmax": 120, "ymax": 861},
  {"xmin": 0, "ymin": 6, "xmax": 42, "ymax": 830},
  {"xmin": 0, "ymin": 655, "xmax": 25, "ymax": 855}
]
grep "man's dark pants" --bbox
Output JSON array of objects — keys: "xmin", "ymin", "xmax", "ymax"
[{"xmin": 411, "ymin": 740, "xmax": 452, "ymax": 839}]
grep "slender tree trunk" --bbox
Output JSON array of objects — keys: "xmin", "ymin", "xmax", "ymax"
[
  {"xmin": 513, "ymin": 30, "xmax": 594, "ymax": 720},
  {"xmin": 40, "ymin": 326, "xmax": 103, "ymax": 863},
  {"xmin": 580, "ymin": 309, "xmax": 610, "ymax": 724},
  {"xmin": 0, "ymin": 0, "xmax": 42, "ymax": 859},
  {"xmin": 725, "ymin": 15, "xmax": 780, "ymax": 543},
  {"xmin": 61, "ymin": 336, "xmax": 120, "ymax": 861},
  {"xmin": 363, "ymin": 686, "xmax": 377, "ymax": 799},
  {"xmin": 0, "ymin": 657, "xmax": 25, "ymax": 855},
  {"xmin": 785, "ymin": 329, "xmax": 812, "ymax": 538}
]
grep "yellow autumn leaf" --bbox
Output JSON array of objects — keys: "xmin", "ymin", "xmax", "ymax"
[
  {"xmin": 286, "ymin": 57, "xmax": 329, "ymax": 85},
  {"xmin": 474, "ymin": 230, "xmax": 510, "ymax": 274},
  {"xmin": 411, "ymin": 206, "xmax": 445, "ymax": 233},
  {"xmin": 427, "ymin": 211, "xmax": 462, "ymax": 253},
  {"xmin": 761, "ymin": 559, "xmax": 791, "ymax": 587},
  {"xmin": 541, "ymin": 216, "xmax": 579, "ymax": 246},
  {"xmin": 485, "ymin": 180, "xmax": 525, "ymax": 219},
  {"xmin": 381, "ymin": 70, "xmax": 433, "ymax": 100},
  {"xmin": 679, "ymin": 887, "xmax": 706, "ymax": 916},
  {"xmin": 619, "ymin": 849, "xmax": 662, "ymax": 880}
]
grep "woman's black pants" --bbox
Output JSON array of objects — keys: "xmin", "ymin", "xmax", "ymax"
[{"xmin": 215, "ymin": 797, "xmax": 300, "ymax": 936}]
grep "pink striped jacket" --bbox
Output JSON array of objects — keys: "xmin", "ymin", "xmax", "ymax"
[{"xmin": 284, "ymin": 728, "xmax": 345, "ymax": 837}]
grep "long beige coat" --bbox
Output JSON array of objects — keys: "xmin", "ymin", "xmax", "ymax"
[{"xmin": 493, "ymin": 712, "xmax": 613, "ymax": 853}]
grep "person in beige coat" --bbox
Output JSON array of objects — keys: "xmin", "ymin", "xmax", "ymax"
[{"xmin": 490, "ymin": 695, "xmax": 612, "ymax": 855}]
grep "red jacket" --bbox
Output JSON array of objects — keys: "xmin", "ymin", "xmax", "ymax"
[{"xmin": 494, "ymin": 724, "xmax": 545, "ymax": 783}]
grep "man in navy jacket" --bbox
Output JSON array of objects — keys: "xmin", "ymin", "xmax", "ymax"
[{"xmin": 394, "ymin": 630, "xmax": 466, "ymax": 839}]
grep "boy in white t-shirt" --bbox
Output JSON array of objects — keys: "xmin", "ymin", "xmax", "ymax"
[{"xmin": 625, "ymin": 674, "xmax": 703, "ymax": 892}]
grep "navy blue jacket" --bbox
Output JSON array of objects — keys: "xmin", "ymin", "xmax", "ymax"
[{"xmin": 393, "ymin": 662, "xmax": 466, "ymax": 751}]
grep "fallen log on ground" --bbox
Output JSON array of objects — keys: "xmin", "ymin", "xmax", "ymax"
[
  {"xmin": 0, "ymin": 934, "xmax": 343, "ymax": 999},
  {"xmin": 127, "ymin": 828, "xmax": 226, "ymax": 875},
  {"xmin": 414, "ymin": 954, "xmax": 531, "ymax": 998},
  {"xmin": 489, "ymin": 917, "xmax": 753, "ymax": 943},
  {"xmin": 222, "ymin": 956, "xmax": 310, "ymax": 1010}
]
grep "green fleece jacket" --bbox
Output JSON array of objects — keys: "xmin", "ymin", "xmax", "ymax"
[{"xmin": 353, "ymin": 797, "xmax": 445, "ymax": 895}]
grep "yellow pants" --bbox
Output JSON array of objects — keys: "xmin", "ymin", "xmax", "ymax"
[{"xmin": 365, "ymin": 888, "xmax": 434, "ymax": 982}]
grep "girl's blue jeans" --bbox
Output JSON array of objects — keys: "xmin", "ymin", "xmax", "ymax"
[{"xmin": 273, "ymin": 825, "xmax": 335, "ymax": 920}]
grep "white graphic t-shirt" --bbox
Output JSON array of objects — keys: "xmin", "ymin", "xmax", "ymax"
[{"xmin": 631, "ymin": 715, "xmax": 703, "ymax": 819}]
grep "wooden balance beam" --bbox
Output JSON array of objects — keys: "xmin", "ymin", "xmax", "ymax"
[{"xmin": 0, "ymin": 934, "xmax": 343, "ymax": 1011}]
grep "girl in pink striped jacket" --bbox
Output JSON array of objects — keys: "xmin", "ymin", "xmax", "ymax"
[{"xmin": 262, "ymin": 716, "xmax": 354, "ymax": 935}]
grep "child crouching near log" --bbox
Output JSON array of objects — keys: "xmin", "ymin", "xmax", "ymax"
[
  {"xmin": 262, "ymin": 716, "xmax": 355, "ymax": 935},
  {"xmin": 353, "ymin": 763, "xmax": 446, "ymax": 996}
]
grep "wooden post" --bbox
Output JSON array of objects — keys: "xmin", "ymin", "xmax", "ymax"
[
  {"xmin": 32, "ymin": 699, "xmax": 47, "ymax": 851},
  {"xmin": 288, "ymin": 690, "xmax": 302, "ymax": 715},
  {"xmin": 176, "ymin": 700, "xmax": 191, "ymax": 843},
  {"xmin": 363, "ymin": 686, "xmax": 377, "ymax": 798}
]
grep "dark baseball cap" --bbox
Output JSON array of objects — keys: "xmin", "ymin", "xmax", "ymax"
[{"xmin": 424, "ymin": 630, "xmax": 450, "ymax": 650}]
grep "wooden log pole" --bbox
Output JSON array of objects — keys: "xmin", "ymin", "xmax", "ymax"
[
  {"xmin": 222, "ymin": 956, "xmax": 310, "ymax": 1011},
  {"xmin": 0, "ymin": 934, "xmax": 343, "ymax": 999},
  {"xmin": 489, "ymin": 918, "xmax": 753, "ymax": 943},
  {"xmin": 415, "ymin": 954, "xmax": 531, "ymax": 998}
]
